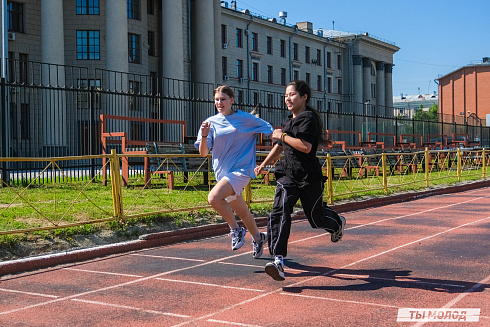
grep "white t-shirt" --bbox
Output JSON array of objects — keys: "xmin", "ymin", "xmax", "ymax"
[{"xmin": 195, "ymin": 110, "xmax": 273, "ymax": 181}]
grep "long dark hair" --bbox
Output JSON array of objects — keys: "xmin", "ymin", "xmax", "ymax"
[{"xmin": 287, "ymin": 80, "xmax": 326, "ymax": 144}]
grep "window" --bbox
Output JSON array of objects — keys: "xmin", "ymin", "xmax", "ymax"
[
  {"xmin": 371, "ymin": 62, "xmax": 376, "ymax": 76},
  {"xmin": 327, "ymin": 52, "xmax": 331, "ymax": 68},
  {"xmin": 317, "ymin": 100, "xmax": 323, "ymax": 111},
  {"xmin": 127, "ymin": 0, "xmax": 140, "ymax": 19},
  {"xmin": 371, "ymin": 83, "xmax": 376, "ymax": 98},
  {"xmin": 266, "ymin": 36, "xmax": 272, "ymax": 55},
  {"xmin": 316, "ymin": 49, "xmax": 321, "ymax": 66},
  {"xmin": 147, "ymin": 0, "xmax": 154, "ymax": 15},
  {"xmin": 77, "ymin": 0, "xmax": 100, "ymax": 15},
  {"xmin": 222, "ymin": 57, "xmax": 228, "ymax": 77},
  {"xmin": 305, "ymin": 46, "xmax": 310, "ymax": 64},
  {"xmin": 252, "ymin": 32, "xmax": 258, "ymax": 51},
  {"xmin": 337, "ymin": 54, "xmax": 342, "ymax": 70},
  {"xmin": 77, "ymin": 31, "xmax": 100, "ymax": 60},
  {"xmin": 316, "ymin": 75, "xmax": 322, "ymax": 91},
  {"xmin": 129, "ymin": 80, "xmax": 141, "ymax": 110},
  {"xmin": 267, "ymin": 65, "xmax": 273, "ymax": 84},
  {"xmin": 128, "ymin": 33, "xmax": 141, "ymax": 63},
  {"xmin": 77, "ymin": 79, "xmax": 101, "ymax": 110},
  {"xmin": 237, "ymin": 90, "xmax": 244, "ymax": 107},
  {"xmin": 305, "ymin": 73, "xmax": 310, "ymax": 86},
  {"xmin": 252, "ymin": 62, "xmax": 259, "ymax": 81},
  {"xmin": 281, "ymin": 68, "xmax": 286, "ymax": 86},
  {"xmin": 280, "ymin": 40, "xmax": 286, "ymax": 58},
  {"xmin": 337, "ymin": 79, "xmax": 342, "ymax": 94},
  {"xmin": 237, "ymin": 59, "xmax": 243, "ymax": 78},
  {"xmin": 293, "ymin": 70, "xmax": 299, "ymax": 81},
  {"xmin": 148, "ymin": 31, "xmax": 156, "ymax": 56},
  {"xmin": 19, "ymin": 53, "xmax": 28, "ymax": 84},
  {"xmin": 7, "ymin": 1, "xmax": 23, "ymax": 32},
  {"xmin": 221, "ymin": 24, "xmax": 227, "ymax": 45},
  {"xmin": 327, "ymin": 77, "xmax": 332, "ymax": 93},
  {"xmin": 253, "ymin": 92, "xmax": 259, "ymax": 106},
  {"xmin": 293, "ymin": 43, "xmax": 298, "ymax": 60},
  {"xmin": 20, "ymin": 103, "xmax": 30, "ymax": 140},
  {"xmin": 236, "ymin": 28, "xmax": 243, "ymax": 48}
]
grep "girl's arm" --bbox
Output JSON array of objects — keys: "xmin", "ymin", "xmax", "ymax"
[
  {"xmin": 254, "ymin": 143, "xmax": 283, "ymax": 175},
  {"xmin": 272, "ymin": 128, "xmax": 312, "ymax": 154}
]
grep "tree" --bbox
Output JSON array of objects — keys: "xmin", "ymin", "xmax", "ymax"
[{"xmin": 413, "ymin": 103, "xmax": 438, "ymax": 121}]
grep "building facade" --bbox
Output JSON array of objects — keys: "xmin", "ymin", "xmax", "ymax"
[
  {"xmin": 438, "ymin": 57, "xmax": 490, "ymax": 124},
  {"xmin": 2, "ymin": 0, "xmax": 399, "ymax": 157}
]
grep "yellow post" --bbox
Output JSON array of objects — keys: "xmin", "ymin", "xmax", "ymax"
[
  {"xmin": 382, "ymin": 153, "xmax": 387, "ymax": 193},
  {"xmin": 110, "ymin": 149, "xmax": 124, "ymax": 219},
  {"xmin": 244, "ymin": 181, "xmax": 252, "ymax": 208},
  {"xmin": 482, "ymin": 148, "xmax": 486, "ymax": 178},
  {"xmin": 327, "ymin": 153, "xmax": 334, "ymax": 205},
  {"xmin": 457, "ymin": 148, "xmax": 462, "ymax": 181},
  {"xmin": 425, "ymin": 147, "xmax": 429, "ymax": 187}
]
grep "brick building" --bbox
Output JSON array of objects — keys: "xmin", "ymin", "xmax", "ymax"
[{"xmin": 438, "ymin": 57, "xmax": 490, "ymax": 124}]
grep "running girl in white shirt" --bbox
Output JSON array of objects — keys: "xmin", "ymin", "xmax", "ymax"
[{"xmin": 195, "ymin": 85, "xmax": 274, "ymax": 258}]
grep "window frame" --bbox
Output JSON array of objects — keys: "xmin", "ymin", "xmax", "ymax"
[{"xmin": 76, "ymin": 30, "xmax": 100, "ymax": 60}]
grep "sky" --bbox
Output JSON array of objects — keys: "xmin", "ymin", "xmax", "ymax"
[{"xmin": 233, "ymin": 0, "xmax": 490, "ymax": 97}]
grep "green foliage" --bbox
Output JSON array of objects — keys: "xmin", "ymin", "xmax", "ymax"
[{"xmin": 414, "ymin": 103, "xmax": 439, "ymax": 121}]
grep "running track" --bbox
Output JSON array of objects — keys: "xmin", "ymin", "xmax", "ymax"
[{"xmin": 0, "ymin": 187, "xmax": 489, "ymax": 326}]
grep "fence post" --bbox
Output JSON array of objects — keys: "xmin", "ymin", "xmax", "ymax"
[
  {"xmin": 457, "ymin": 148, "xmax": 462, "ymax": 182},
  {"xmin": 425, "ymin": 147, "xmax": 429, "ymax": 187},
  {"xmin": 243, "ymin": 181, "xmax": 251, "ymax": 208},
  {"xmin": 110, "ymin": 149, "xmax": 124, "ymax": 219},
  {"xmin": 482, "ymin": 148, "xmax": 486, "ymax": 179},
  {"xmin": 382, "ymin": 153, "xmax": 387, "ymax": 193},
  {"xmin": 327, "ymin": 153, "xmax": 334, "ymax": 205},
  {"xmin": 0, "ymin": 77, "xmax": 9, "ymax": 187}
]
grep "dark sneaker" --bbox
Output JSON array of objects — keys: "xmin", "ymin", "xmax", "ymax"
[
  {"xmin": 252, "ymin": 232, "xmax": 267, "ymax": 259},
  {"xmin": 230, "ymin": 227, "xmax": 246, "ymax": 250},
  {"xmin": 265, "ymin": 258, "xmax": 285, "ymax": 281},
  {"xmin": 331, "ymin": 215, "xmax": 346, "ymax": 243}
]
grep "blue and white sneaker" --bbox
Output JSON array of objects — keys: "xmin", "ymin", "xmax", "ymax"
[
  {"xmin": 252, "ymin": 232, "xmax": 267, "ymax": 259},
  {"xmin": 230, "ymin": 227, "xmax": 246, "ymax": 250},
  {"xmin": 265, "ymin": 256, "xmax": 285, "ymax": 281},
  {"xmin": 331, "ymin": 215, "xmax": 346, "ymax": 243}
]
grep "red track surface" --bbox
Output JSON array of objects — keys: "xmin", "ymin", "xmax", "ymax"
[{"xmin": 1, "ymin": 187, "xmax": 489, "ymax": 326}]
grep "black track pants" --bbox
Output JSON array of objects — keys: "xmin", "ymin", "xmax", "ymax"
[{"xmin": 267, "ymin": 176, "xmax": 342, "ymax": 257}]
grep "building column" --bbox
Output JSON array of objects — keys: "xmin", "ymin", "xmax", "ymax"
[
  {"xmin": 376, "ymin": 61, "xmax": 385, "ymax": 114},
  {"xmin": 106, "ymin": 0, "xmax": 129, "ymax": 91},
  {"xmin": 41, "ymin": 0, "xmax": 66, "ymax": 154},
  {"xmin": 162, "ymin": 0, "xmax": 184, "ymax": 81},
  {"xmin": 214, "ymin": 0, "xmax": 222, "ymax": 83},
  {"xmin": 192, "ymin": 0, "xmax": 216, "ymax": 86},
  {"xmin": 353, "ymin": 55, "xmax": 363, "ymax": 114},
  {"xmin": 362, "ymin": 57, "xmax": 371, "ymax": 103},
  {"xmin": 384, "ymin": 64, "xmax": 394, "ymax": 112}
]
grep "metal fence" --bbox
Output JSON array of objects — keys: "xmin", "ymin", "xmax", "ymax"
[{"xmin": 1, "ymin": 59, "xmax": 489, "ymax": 186}]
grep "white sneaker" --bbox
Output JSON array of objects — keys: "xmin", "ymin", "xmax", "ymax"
[
  {"xmin": 230, "ymin": 227, "xmax": 246, "ymax": 250},
  {"xmin": 331, "ymin": 215, "xmax": 346, "ymax": 243},
  {"xmin": 265, "ymin": 257, "xmax": 285, "ymax": 281},
  {"xmin": 252, "ymin": 232, "xmax": 266, "ymax": 259}
]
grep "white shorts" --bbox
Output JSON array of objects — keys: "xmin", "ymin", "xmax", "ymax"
[{"xmin": 223, "ymin": 172, "xmax": 251, "ymax": 202}]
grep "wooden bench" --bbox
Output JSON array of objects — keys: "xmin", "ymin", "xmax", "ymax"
[{"xmin": 145, "ymin": 143, "xmax": 209, "ymax": 189}]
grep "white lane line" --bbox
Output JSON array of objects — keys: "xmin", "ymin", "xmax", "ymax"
[
  {"xmin": 280, "ymin": 292, "xmax": 399, "ymax": 309},
  {"xmin": 129, "ymin": 254, "xmax": 206, "ymax": 262},
  {"xmin": 411, "ymin": 274, "xmax": 490, "ymax": 327},
  {"xmin": 64, "ymin": 268, "xmax": 143, "ymax": 278},
  {"xmin": 0, "ymin": 288, "xmax": 59, "ymax": 299},
  {"xmin": 1, "ymin": 191, "xmax": 487, "ymax": 322},
  {"xmin": 154, "ymin": 278, "xmax": 264, "ymax": 292},
  {"xmin": 170, "ymin": 215, "xmax": 490, "ymax": 327},
  {"xmin": 71, "ymin": 298, "xmax": 191, "ymax": 318},
  {"xmin": 290, "ymin": 195, "xmax": 486, "ymax": 244},
  {"xmin": 218, "ymin": 261, "xmax": 319, "ymax": 274},
  {"xmin": 206, "ymin": 319, "xmax": 263, "ymax": 326}
]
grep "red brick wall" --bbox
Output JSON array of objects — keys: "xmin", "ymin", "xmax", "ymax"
[{"xmin": 439, "ymin": 65, "xmax": 490, "ymax": 120}]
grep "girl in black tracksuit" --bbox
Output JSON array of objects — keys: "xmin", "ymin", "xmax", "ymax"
[{"xmin": 255, "ymin": 80, "xmax": 346, "ymax": 281}]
